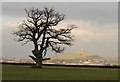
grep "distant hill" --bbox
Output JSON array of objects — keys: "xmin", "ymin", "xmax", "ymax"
[{"xmin": 52, "ymin": 49, "xmax": 104, "ymax": 60}]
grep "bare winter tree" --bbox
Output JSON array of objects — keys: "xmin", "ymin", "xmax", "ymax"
[{"xmin": 13, "ymin": 7, "xmax": 77, "ymax": 68}]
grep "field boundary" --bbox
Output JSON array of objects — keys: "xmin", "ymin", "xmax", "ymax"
[{"xmin": 1, "ymin": 62, "xmax": 120, "ymax": 68}]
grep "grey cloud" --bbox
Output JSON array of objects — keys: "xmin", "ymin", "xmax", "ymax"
[
  {"xmin": 2, "ymin": 2, "xmax": 118, "ymax": 58},
  {"xmin": 2, "ymin": 20, "xmax": 118, "ymax": 58},
  {"xmin": 2, "ymin": 2, "xmax": 118, "ymax": 23}
]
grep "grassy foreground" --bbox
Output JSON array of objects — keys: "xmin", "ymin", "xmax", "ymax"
[{"xmin": 2, "ymin": 64, "xmax": 119, "ymax": 80}]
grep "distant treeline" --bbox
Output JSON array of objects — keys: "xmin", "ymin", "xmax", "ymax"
[{"xmin": 1, "ymin": 62, "xmax": 120, "ymax": 68}]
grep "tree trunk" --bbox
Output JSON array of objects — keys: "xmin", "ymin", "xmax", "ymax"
[
  {"xmin": 36, "ymin": 60, "xmax": 42, "ymax": 68},
  {"xmin": 36, "ymin": 55, "xmax": 43, "ymax": 68},
  {"xmin": 31, "ymin": 50, "xmax": 43, "ymax": 68}
]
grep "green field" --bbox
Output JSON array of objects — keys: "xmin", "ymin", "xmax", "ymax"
[{"xmin": 2, "ymin": 64, "xmax": 119, "ymax": 80}]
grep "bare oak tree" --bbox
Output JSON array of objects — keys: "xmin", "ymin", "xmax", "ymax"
[{"xmin": 13, "ymin": 7, "xmax": 77, "ymax": 68}]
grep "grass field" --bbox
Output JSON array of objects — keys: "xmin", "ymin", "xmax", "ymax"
[{"xmin": 2, "ymin": 64, "xmax": 119, "ymax": 80}]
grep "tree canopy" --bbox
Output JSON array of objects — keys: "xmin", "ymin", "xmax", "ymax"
[{"xmin": 13, "ymin": 7, "xmax": 77, "ymax": 67}]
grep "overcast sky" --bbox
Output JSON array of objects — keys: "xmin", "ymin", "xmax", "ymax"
[{"xmin": 1, "ymin": 2, "xmax": 118, "ymax": 58}]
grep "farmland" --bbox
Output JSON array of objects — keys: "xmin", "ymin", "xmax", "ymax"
[{"xmin": 2, "ymin": 64, "xmax": 119, "ymax": 80}]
